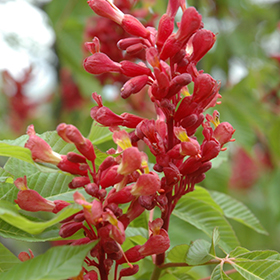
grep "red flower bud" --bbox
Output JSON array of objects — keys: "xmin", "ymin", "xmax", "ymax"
[
  {"xmin": 166, "ymin": 73, "xmax": 192, "ymax": 98},
  {"xmin": 100, "ymin": 165, "xmax": 124, "ymax": 188},
  {"xmin": 69, "ymin": 177, "xmax": 91, "ymax": 189},
  {"xmin": 117, "ymin": 38, "xmax": 145, "ymax": 50},
  {"xmin": 107, "ymin": 186, "xmax": 134, "ymax": 204},
  {"xmin": 59, "ymin": 221, "xmax": 84, "ymax": 238},
  {"xmin": 83, "ymin": 53, "xmax": 121, "ymax": 75},
  {"xmin": 57, "ymin": 155, "xmax": 88, "ymax": 176},
  {"xmin": 18, "ymin": 249, "xmax": 34, "ymax": 262},
  {"xmin": 121, "ymin": 75, "xmax": 149, "ymax": 99},
  {"xmin": 121, "ymin": 14, "xmax": 150, "ymax": 39},
  {"xmin": 213, "ymin": 122, "xmax": 235, "ymax": 148},
  {"xmin": 126, "ymin": 42, "xmax": 144, "ymax": 55},
  {"xmin": 67, "ymin": 152, "xmax": 87, "ymax": 164},
  {"xmin": 119, "ymin": 264, "xmax": 139, "ymax": 278},
  {"xmin": 53, "ymin": 200, "xmax": 71, "ymax": 214}
]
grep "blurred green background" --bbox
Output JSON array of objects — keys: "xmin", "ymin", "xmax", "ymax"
[{"xmin": 0, "ymin": 0, "xmax": 280, "ymax": 260}]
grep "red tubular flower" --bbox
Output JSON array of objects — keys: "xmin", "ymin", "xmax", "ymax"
[
  {"xmin": 156, "ymin": 14, "xmax": 175, "ymax": 50},
  {"xmin": 131, "ymin": 172, "xmax": 160, "ymax": 196},
  {"xmin": 189, "ymin": 29, "xmax": 216, "ymax": 64},
  {"xmin": 14, "ymin": 177, "xmax": 56, "ymax": 212},
  {"xmin": 91, "ymin": 106, "xmax": 124, "ymax": 127},
  {"xmin": 120, "ymin": 61, "xmax": 152, "ymax": 77},
  {"xmin": 139, "ymin": 218, "xmax": 170, "ymax": 256},
  {"xmin": 117, "ymin": 147, "xmax": 142, "ymax": 175},
  {"xmin": 213, "ymin": 122, "xmax": 235, "ymax": 148},
  {"xmin": 192, "ymin": 73, "xmax": 217, "ymax": 104},
  {"xmin": 83, "ymin": 52, "xmax": 121, "ymax": 75},
  {"xmin": 120, "ymin": 112, "xmax": 146, "ymax": 128},
  {"xmin": 116, "ymin": 245, "xmax": 143, "ymax": 265},
  {"xmin": 74, "ymin": 192, "xmax": 103, "ymax": 226},
  {"xmin": 87, "ymin": 0, "xmax": 124, "ymax": 24},
  {"xmin": 175, "ymin": 7, "xmax": 202, "ymax": 44},
  {"xmin": 106, "ymin": 186, "xmax": 134, "ymax": 204},
  {"xmin": 25, "ymin": 125, "xmax": 62, "ymax": 165}
]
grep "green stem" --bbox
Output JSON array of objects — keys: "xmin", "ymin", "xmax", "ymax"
[{"xmin": 150, "ymin": 265, "xmax": 162, "ymax": 280}]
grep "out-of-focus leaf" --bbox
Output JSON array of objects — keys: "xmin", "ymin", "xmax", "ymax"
[
  {"xmin": 0, "ymin": 243, "xmax": 20, "ymax": 273},
  {"xmin": 0, "ymin": 242, "xmax": 98, "ymax": 280},
  {"xmin": 209, "ymin": 191, "xmax": 268, "ymax": 235},
  {"xmin": 172, "ymin": 187, "xmax": 239, "ymax": 252},
  {"xmin": 167, "ymin": 244, "xmax": 189, "ymax": 263}
]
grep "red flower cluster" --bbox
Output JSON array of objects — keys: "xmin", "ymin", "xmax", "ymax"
[{"xmin": 16, "ymin": 1, "xmax": 235, "ymax": 279}]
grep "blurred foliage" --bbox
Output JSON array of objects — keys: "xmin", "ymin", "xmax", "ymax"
[{"xmin": 0, "ymin": 0, "xmax": 280, "ymax": 266}]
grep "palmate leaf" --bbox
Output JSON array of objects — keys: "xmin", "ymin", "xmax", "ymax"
[
  {"xmin": 0, "ymin": 200, "xmax": 81, "ymax": 234},
  {"xmin": 0, "ymin": 242, "xmax": 98, "ymax": 280},
  {"xmin": 209, "ymin": 190, "xmax": 267, "ymax": 235},
  {"xmin": 0, "ymin": 243, "xmax": 21, "ymax": 273},
  {"xmin": 172, "ymin": 187, "xmax": 239, "ymax": 252}
]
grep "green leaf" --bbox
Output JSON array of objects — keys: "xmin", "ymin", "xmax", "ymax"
[
  {"xmin": 185, "ymin": 239, "xmax": 214, "ymax": 265},
  {"xmin": 210, "ymin": 227, "xmax": 220, "ymax": 256},
  {"xmin": 0, "ymin": 143, "xmax": 34, "ymax": 165},
  {"xmin": 88, "ymin": 122, "xmax": 113, "ymax": 145},
  {"xmin": 167, "ymin": 244, "xmax": 189, "ymax": 263},
  {"xmin": 230, "ymin": 248, "xmax": 280, "ymax": 261},
  {"xmin": 232, "ymin": 259, "xmax": 280, "ymax": 280},
  {"xmin": 0, "ymin": 200, "xmax": 81, "ymax": 234},
  {"xmin": 229, "ymin": 247, "xmax": 251, "ymax": 258},
  {"xmin": 227, "ymin": 249, "xmax": 280, "ymax": 280},
  {"xmin": 172, "ymin": 187, "xmax": 239, "ymax": 252},
  {"xmin": 0, "ymin": 243, "xmax": 21, "ymax": 273},
  {"xmin": 0, "ymin": 242, "xmax": 98, "ymax": 280},
  {"xmin": 209, "ymin": 190, "xmax": 268, "ymax": 235},
  {"xmin": 211, "ymin": 264, "xmax": 234, "ymax": 280}
]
